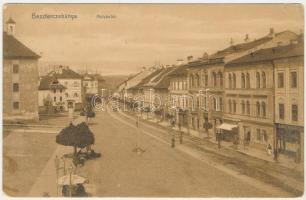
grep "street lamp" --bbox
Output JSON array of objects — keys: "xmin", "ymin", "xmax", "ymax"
[{"xmin": 67, "ymin": 165, "xmax": 73, "ymax": 197}]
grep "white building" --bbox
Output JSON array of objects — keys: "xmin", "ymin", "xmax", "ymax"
[{"xmin": 47, "ymin": 66, "xmax": 83, "ymax": 110}]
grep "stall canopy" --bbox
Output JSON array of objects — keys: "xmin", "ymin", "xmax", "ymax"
[{"xmin": 217, "ymin": 123, "xmax": 238, "ymax": 131}]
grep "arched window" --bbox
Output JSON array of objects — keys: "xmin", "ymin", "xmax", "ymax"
[
  {"xmin": 241, "ymin": 100, "xmax": 245, "ymax": 114},
  {"xmin": 246, "ymin": 101, "xmax": 250, "ymax": 115},
  {"xmin": 256, "ymin": 101, "xmax": 260, "ymax": 116},
  {"xmin": 241, "ymin": 73, "xmax": 245, "ymax": 88},
  {"xmin": 261, "ymin": 102, "xmax": 266, "ymax": 117},
  {"xmin": 262, "ymin": 72, "xmax": 266, "ymax": 88},
  {"xmin": 233, "ymin": 100, "xmax": 237, "ymax": 113},
  {"xmin": 228, "ymin": 73, "xmax": 232, "ymax": 89},
  {"xmin": 218, "ymin": 72, "xmax": 223, "ymax": 87},
  {"xmin": 233, "ymin": 73, "xmax": 236, "ymax": 88},
  {"xmin": 256, "ymin": 72, "xmax": 261, "ymax": 88},
  {"xmin": 212, "ymin": 72, "xmax": 217, "ymax": 87},
  {"xmin": 229, "ymin": 99, "xmax": 232, "ymax": 113},
  {"xmin": 246, "ymin": 73, "xmax": 250, "ymax": 88}
]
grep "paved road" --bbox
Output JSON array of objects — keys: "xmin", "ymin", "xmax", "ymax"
[{"xmin": 77, "ymin": 111, "xmax": 285, "ymax": 197}]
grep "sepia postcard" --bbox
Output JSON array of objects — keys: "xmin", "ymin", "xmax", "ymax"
[{"xmin": 2, "ymin": 3, "xmax": 305, "ymax": 198}]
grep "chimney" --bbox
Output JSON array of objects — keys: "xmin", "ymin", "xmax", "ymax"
[
  {"xmin": 6, "ymin": 17, "xmax": 16, "ymax": 36},
  {"xmin": 176, "ymin": 59, "xmax": 183, "ymax": 66},
  {"xmin": 244, "ymin": 34, "xmax": 249, "ymax": 43},
  {"xmin": 187, "ymin": 56, "xmax": 193, "ymax": 63}
]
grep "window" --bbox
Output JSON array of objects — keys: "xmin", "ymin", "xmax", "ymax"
[
  {"xmin": 196, "ymin": 74, "xmax": 200, "ymax": 87},
  {"xmin": 53, "ymin": 89, "xmax": 56, "ymax": 93},
  {"xmin": 292, "ymin": 104, "xmax": 298, "ymax": 121},
  {"xmin": 60, "ymin": 96, "xmax": 62, "ymax": 102},
  {"xmin": 278, "ymin": 72, "xmax": 284, "ymax": 88},
  {"xmin": 262, "ymin": 130, "xmax": 268, "ymax": 142},
  {"xmin": 246, "ymin": 101, "xmax": 250, "ymax": 115},
  {"xmin": 13, "ymin": 102, "xmax": 19, "ymax": 110},
  {"xmin": 246, "ymin": 73, "xmax": 250, "ymax": 88},
  {"xmin": 256, "ymin": 129, "xmax": 261, "ymax": 141},
  {"xmin": 241, "ymin": 100, "xmax": 245, "ymax": 114},
  {"xmin": 65, "ymin": 93, "xmax": 69, "ymax": 98},
  {"xmin": 13, "ymin": 83, "xmax": 19, "ymax": 92},
  {"xmin": 229, "ymin": 99, "xmax": 232, "ymax": 113},
  {"xmin": 219, "ymin": 97, "xmax": 223, "ymax": 111},
  {"xmin": 256, "ymin": 72, "xmax": 260, "ymax": 88},
  {"xmin": 233, "ymin": 100, "xmax": 236, "ymax": 113},
  {"xmin": 212, "ymin": 72, "xmax": 217, "ymax": 87},
  {"xmin": 74, "ymin": 81, "xmax": 79, "ymax": 87},
  {"xmin": 241, "ymin": 73, "xmax": 245, "ymax": 88},
  {"xmin": 261, "ymin": 102, "xmax": 266, "ymax": 117},
  {"xmin": 228, "ymin": 74, "xmax": 232, "ymax": 89},
  {"xmin": 60, "ymin": 89, "xmax": 62, "ymax": 93},
  {"xmin": 190, "ymin": 75, "xmax": 194, "ymax": 87},
  {"xmin": 262, "ymin": 72, "xmax": 266, "ymax": 88},
  {"xmin": 74, "ymin": 93, "xmax": 78, "ymax": 97},
  {"xmin": 218, "ymin": 72, "xmax": 223, "ymax": 87},
  {"xmin": 279, "ymin": 103, "xmax": 285, "ymax": 120},
  {"xmin": 291, "ymin": 71, "xmax": 297, "ymax": 88},
  {"xmin": 54, "ymin": 97, "xmax": 56, "ymax": 102},
  {"xmin": 256, "ymin": 101, "xmax": 260, "ymax": 116},
  {"xmin": 205, "ymin": 74, "xmax": 208, "ymax": 87},
  {"xmin": 13, "ymin": 64, "xmax": 19, "ymax": 73},
  {"xmin": 233, "ymin": 73, "xmax": 236, "ymax": 88}
]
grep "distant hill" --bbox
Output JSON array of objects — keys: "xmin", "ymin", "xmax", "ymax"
[{"xmin": 102, "ymin": 75, "xmax": 130, "ymax": 92}]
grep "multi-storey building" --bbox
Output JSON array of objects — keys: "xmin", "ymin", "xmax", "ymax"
[
  {"xmin": 186, "ymin": 29, "xmax": 299, "ymax": 139},
  {"xmin": 273, "ymin": 41, "xmax": 304, "ymax": 162},
  {"xmin": 225, "ymin": 39, "xmax": 304, "ymax": 157},
  {"xmin": 168, "ymin": 64, "xmax": 189, "ymax": 127},
  {"xmin": 38, "ymin": 76, "xmax": 66, "ymax": 113},
  {"xmin": 47, "ymin": 66, "xmax": 83, "ymax": 110},
  {"xmin": 3, "ymin": 18, "xmax": 41, "ymax": 121}
]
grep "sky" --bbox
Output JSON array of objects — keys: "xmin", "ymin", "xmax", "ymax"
[{"xmin": 3, "ymin": 4, "xmax": 304, "ymax": 75}]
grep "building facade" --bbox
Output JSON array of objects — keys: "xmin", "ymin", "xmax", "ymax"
[
  {"xmin": 3, "ymin": 18, "xmax": 40, "ymax": 121},
  {"xmin": 273, "ymin": 42, "xmax": 304, "ymax": 162}
]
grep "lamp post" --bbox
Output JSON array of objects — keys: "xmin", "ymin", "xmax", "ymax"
[
  {"xmin": 54, "ymin": 155, "xmax": 60, "ymax": 197},
  {"xmin": 67, "ymin": 166, "xmax": 73, "ymax": 197}
]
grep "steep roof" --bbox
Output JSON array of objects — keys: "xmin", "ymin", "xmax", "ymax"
[
  {"xmin": 3, "ymin": 32, "xmax": 40, "ymax": 59},
  {"xmin": 47, "ymin": 67, "xmax": 82, "ymax": 79},
  {"xmin": 167, "ymin": 64, "xmax": 188, "ymax": 77},
  {"xmin": 128, "ymin": 68, "xmax": 163, "ymax": 90},
  {"xmin": 39, "ymin": 76, "xmax": 66, "ymax": 90},
  {"xmin": 210, "ymin": 30, "xmax": 297, "ymax": 60},
  {"xmin": 226, "ymin": 42, "xmax": 304, "ymax": 67}
]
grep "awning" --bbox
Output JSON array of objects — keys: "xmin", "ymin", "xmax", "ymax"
[{"xmin": 217, "ymin": 123, "xmax": 238, "ymax": 131}]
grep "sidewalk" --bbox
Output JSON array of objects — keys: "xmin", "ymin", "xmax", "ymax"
[{"xmin": 121, "ymin": 111, "xmax": 304, "ymax": 195}]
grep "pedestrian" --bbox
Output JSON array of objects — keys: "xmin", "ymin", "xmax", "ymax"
[{"xmin": 266, "ymin": 144, "xmax": 272, "ymax": 156}]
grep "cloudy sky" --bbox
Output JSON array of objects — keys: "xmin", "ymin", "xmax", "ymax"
[{"xmin": 4, "ymin": 4, "xmax": 304, "ymax": 75}]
